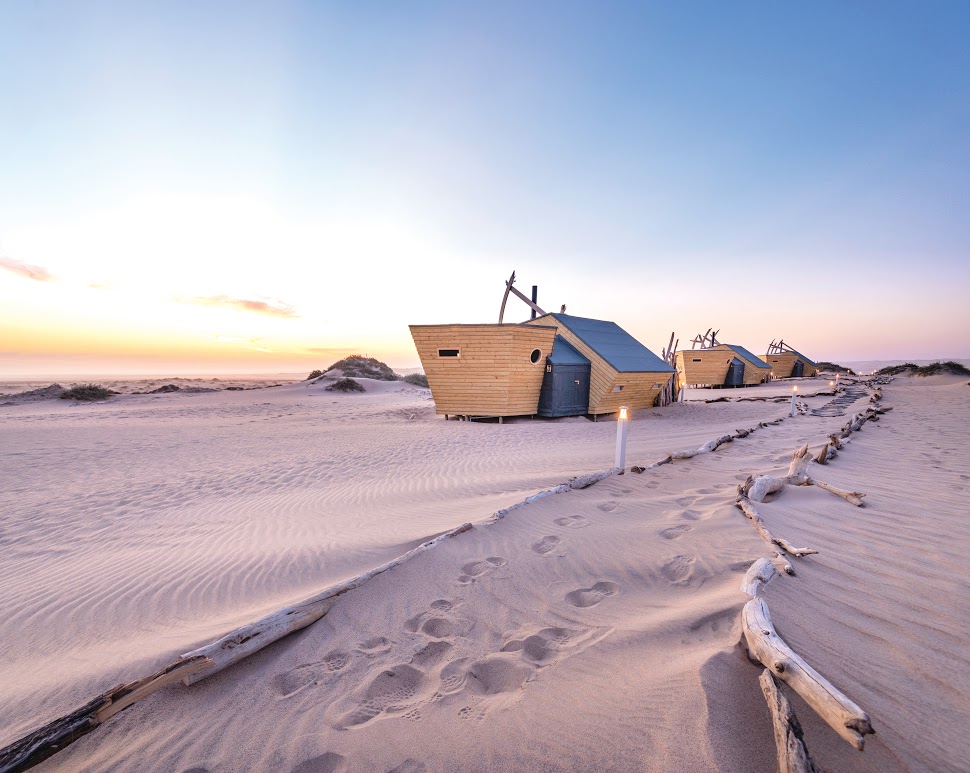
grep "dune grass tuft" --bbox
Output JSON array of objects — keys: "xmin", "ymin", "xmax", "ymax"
[
  {"xmin": 59, "ymin": 384, "xmax": 114, "ymax": 401},
  {"xmin": 326, "ymin": 377, "xmax": 366, "ymax": 393}
]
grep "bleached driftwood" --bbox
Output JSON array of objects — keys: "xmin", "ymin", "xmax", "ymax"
[
  {"xmin": 741, "ymin": 558, "xmax": 777, "ymax": 597},
  {"xmin": 759, "ymin": 669, "xmax": 820, "ymax": 773},
  {"xmin": 669, "ymin": 434, "xmax": 733, "ymax": 460},
  {"xmin": 806, "ymin": 479, "xmax": 865, "ymax": 507},
  {"xmin": 739, "ymin": 445, "xmax": 813, "ymax": 502},
  {"xmin": 569, "ymin": 467, "xmax": 622, "ymax": 489},
  {"xmin": 742, "ymin": 597, "xmax": 874, "ymax": 750},
  {"xmin": 814, "ymin": 442, "xmax": 835, "ymax": 465},
  {"xmin": 0, "ymin": 655, "xmax": 211, "ymax": 772},
  {"xmin": 183, "ymin": 522, "xmax": 474, "ymax": 684},
  {"xmin": 736, "ymin": 497, "xmax": 818, "ymax": 558},
  {"xmin": 773, "ymin": 550, "xmax": 796, "ymax": 576}
]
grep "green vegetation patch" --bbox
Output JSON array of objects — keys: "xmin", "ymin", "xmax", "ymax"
[
  {"xmin": 815, "ymin": 361, "xmax": 856, "ymax": 375},
  {"xmin": 60, "ymin": 384, "xmax": 115, "ymax": 401},
  {"xmin": 403, "ymin": 373, "xmax": 429, "ymax": 388},
  {"xmin": 876, "ymin": 361, "xmax": 970, "ymax": 377},
  {"xmin": 325, "ymin": 355, "xmax": 399, "ymax": 381},
  {"xmin": 326, "ymin": 377, "xmax": 366, "ymax": 393}
]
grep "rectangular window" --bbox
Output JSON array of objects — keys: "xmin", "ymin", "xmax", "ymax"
[
  {"xmin": 692, "ymin": 358, "xmax": 702, "ymax": 362},
  {"xmin": 612, "ymin": 385, "xmax": 623, "ymax": 392},
  {"xmin": 438, "ymin": 349, "xmax": 460, "ymax": 357},
  {"xmin": 653, "ymin": 383, "xmax": 660, "ymax": 389}
]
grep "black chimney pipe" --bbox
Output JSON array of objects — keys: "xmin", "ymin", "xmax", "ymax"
[{"xmin": 531, "ymin": 285, "xmax": 538, "ymax": 319}]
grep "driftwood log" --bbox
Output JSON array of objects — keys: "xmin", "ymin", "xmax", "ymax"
[
  {"xmin": 0, "ymin": 656, "xmax": 211, "ymax": 773},
  {"xmin": 183, "ymin": 522, "xmax": 474, "ymax": 684},
  {"xmin": 742, "ymin": 598, "xmax": 875, "ymax": 750},
  {"xmin": 741, "ymin": 558, "xmax": 777, "ymax": 596},
  {"xmin": 759, "ymin": 669, "xmax": 820, "ymax": 773},
  {"xmin": 0, "ymin": 523, "xmax": 475, "ymax": 770}
]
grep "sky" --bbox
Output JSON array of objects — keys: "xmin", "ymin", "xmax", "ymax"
[{"xmin": 1, "ymin": 0, "xmax": 968, "ymax": 375}]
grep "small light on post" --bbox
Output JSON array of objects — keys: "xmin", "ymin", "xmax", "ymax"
[
  {"xmin": 615, "ymin": 405, "xmax": 629, "ymax": 472},
  {"xmin": 790, "ymin": 384, "xmax": 798, "ymax": 417}
]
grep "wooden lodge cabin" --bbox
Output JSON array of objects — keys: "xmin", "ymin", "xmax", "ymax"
[
  {"xmin": 676, "ymin": 344, "xmax": 772, "ymax": 388},
  {"xmin": 760, "ymin": 344, "xmax": 818, "ymax": 378},
  {"xmin": 409, "ymin": 313, "xmax": 674, "ymax": 420}
]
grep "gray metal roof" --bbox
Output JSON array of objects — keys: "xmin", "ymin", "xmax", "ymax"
[
  {"xmin": 724, "ymin": 344, "xmax": 772, "ymax": 370},
  {"xmin": 547, "ymin": 335, "xmax": 591, "ymax": 365},
  {"xmin": 539, "ymin": 314, "xmax": 674, "ymax": 373}
]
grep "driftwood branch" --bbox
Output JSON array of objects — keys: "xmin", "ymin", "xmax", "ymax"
[
  {"xmin": 736, "ymin": 497, "xmax": 818, "ymax": 557},
  {"xmin": 669, "ymin": 434, "xmax": 733, "ymax": 460},
  {"xmin": 759, "ymin": 669, "xmax": 820, "ymax": 773},
  {"xmin": 742, "ymin": 598, "xmax": 875, "ymax": 750},
  {"xmin": 806, "ymin": 479, "xmax": 865, "ymax": 507}
]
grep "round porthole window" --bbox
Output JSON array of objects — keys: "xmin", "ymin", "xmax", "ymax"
[{"xmin": 530, "ymin": 348, "xmax": 542, "ymax": 364}]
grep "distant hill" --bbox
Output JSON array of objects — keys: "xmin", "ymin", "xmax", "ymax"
[
  {"xmin": 320, "ymin": 355, "xmax": 400, "ymax": 381},
  {"xmin": 815, "ymin": 362, "xmax": 856, "ymax": 375},
  {"xmin": 876, "ymin": 361, "xmax": 970, "ymax": 377}
]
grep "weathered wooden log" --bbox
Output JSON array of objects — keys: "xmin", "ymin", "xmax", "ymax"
[
  {"xmin": 741, "ymin": 558, "xmax": 777, "ymax": 596},
  {"xmin": 569, "ymin": 467, "xmax": 622, "ymax": 490},
  {"xmin": 0, "ymin": 656, "xmax": 211, "ymax": 773},
  {"xmin": 759, "ymin": 669, "xmax": 820, "ymax": 773},
  {"xmin": 740, "ymin": 474, "xmax": 787, "ymax": 502},
  {"xmin": 786, "ymin": 445, "xmax": 813, "ymax": 484},
  {"xmin": 183, "ymin": 522, "xmax": 475, "ymax": 684},
  {"xmin": 807, "ymin": 479, "xmax": 865, "ymax": 507},
  {"xmin": 742, "ymin": 597, "xmax": 874, "ymax": 750},
  {"xmin": 773, "ymin": 550, "xmax": 796, "ymax": 576},
  {"xmin": 704, "ymin": 395, "xmax": 730, "ymax": 403},
  {"xmin": 669, "ymin": 434, "xmax": 733, "ymax": 460},
  {"xmin": 736, "ymin": 497, "xmax": 818, "ymax": 557}
]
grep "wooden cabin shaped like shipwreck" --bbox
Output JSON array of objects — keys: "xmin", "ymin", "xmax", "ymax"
[
  {"xmin": 675, "ymin": 329, "xmax": 771, "ymax": 388},
  {"xmin": 760, "ymin": 340, "xmax": 818, "ymax": 378},
  {"xmin": 410, "ymin": 313, "xmax": 674, "ymax": 420}
]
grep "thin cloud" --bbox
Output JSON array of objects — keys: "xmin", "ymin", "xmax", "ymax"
[
  {"xmin": 181, "ymin": 294, "xmax": 298, "ymax": 318},
  {"xmin": 0, "ymin": 256, "xmax": 55, "ymax": 282}
]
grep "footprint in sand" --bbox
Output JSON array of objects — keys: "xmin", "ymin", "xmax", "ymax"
[
  {"xmin": 429, "ymin": 598, "xmax": 454, "ymax": 612},
  {"xmin": 531, "ymin": 535, "xmax": 562, "ymax": 555},
  {"xmin": 676, "ymin": 496, "xmax": 698, "ymax": 507},
  {"xmin": 554, "ymin": 515, "xmax": 589, "ymax": 529},
  {"xmin": 680, "ymin": 510, "xmax": 702, "ymax": 521},
  {"xmin": 323, "ymin": 650, "xmax": 350, "ymax": 672},
  {"xmin": 464, "ymin": 656, "xmax": 531, "ymax": 696},
  {"xmin": 659, "ymin": 525, "xmax": 692, "ymax": 540},
  {"xmin": 565, "ymin": 581, "xmax": 620, "ymax": 608},
  {"xmin": 357, "ymin": 637, "xmax": 392, "ymax": 657},
  {"xmin": 501, "ymin": 627, "xmax": 582, "ymax": 665},
  {"xmin": 328, "ymin": 664, "xmax": 430, "ymax": 729},
  {"xmin": 597, "ymin": 501, "xmax": 619, "ymax": 512},
  {"xmin": 661, "ymin": 554, "xmax": 696, "ymax": 583},
  {"xmin": 291, "ymin": 752, "xmax": 347, "ymax": 773},
  {"xmin": 275, "ymin": 664, "xmax": 322, "ymax": 697},
  {"xmin": 457, "ymin": 557, "xmax": 507, "ymax": 584}
]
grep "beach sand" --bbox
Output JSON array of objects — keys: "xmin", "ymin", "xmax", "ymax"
[{"xmin": 1, "ymin": 374, "xmax": 967, "ymax": 771}]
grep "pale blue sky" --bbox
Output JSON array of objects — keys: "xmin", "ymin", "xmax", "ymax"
[{"xmin": 1, "ymin": 1, "xmax": 968, "ymax": 372}]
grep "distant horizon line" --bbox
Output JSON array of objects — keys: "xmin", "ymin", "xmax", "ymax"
[{"xmin": 2, "ymin": 356, "xmax": 970, "ymax": 382}]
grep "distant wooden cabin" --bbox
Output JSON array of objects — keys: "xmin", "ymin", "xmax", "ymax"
[
  {"xmin": 760, "ymin": 346, "xmax": 818, "ymax": 378},
  {"xmin": 676, "ymin": 344, "xmax": 772, "ymax": 387},
  {"xmin": 409, "ymin": 313, "xmax": 674, "ymax": 419}
]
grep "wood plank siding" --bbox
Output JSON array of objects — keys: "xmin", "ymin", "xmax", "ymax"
[
  {"xmin": 760, "ymin": 353, "xmax": 818, "ymax": 378},
  {"xmin": 676, "ymin": 348, "xmax": 733, "ymax": 387},
  {"xmin": 409, "ymin": 324, "xmax": 556, "ymax": 416},
  {"xmin": 526, "ymin": 316, "xmax": 672, "ymax": 414}
]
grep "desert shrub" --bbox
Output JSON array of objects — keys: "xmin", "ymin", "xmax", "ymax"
[
  {"xmin": 325, "ymin": 355, "xmax": 399, "ymax": 381},
  {"xmin": 307, "ymin": 369, "xmax": 324, "ymax": 380},
  {"xmin": 876, "ymin": 361, "xmax": 970, "ymax": 377},
  {"xmin": 60, "ymin": 384, "xmax": 114, "ymax": 401},
  {"xmin": 815, "ymin": 362, "xmax": 856, "ymax": 375},
  {"xmin": 403, "ymin": 373, "xmax": 429, "ymax": 388},
  {"xmin": 326, "ymin": 377, "xmax": 366, "ymax": 393}
]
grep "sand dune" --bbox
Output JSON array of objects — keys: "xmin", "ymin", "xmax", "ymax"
[{"xmin": 1, "ymin": 375, "xmax": 967, "ymax": 771}]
